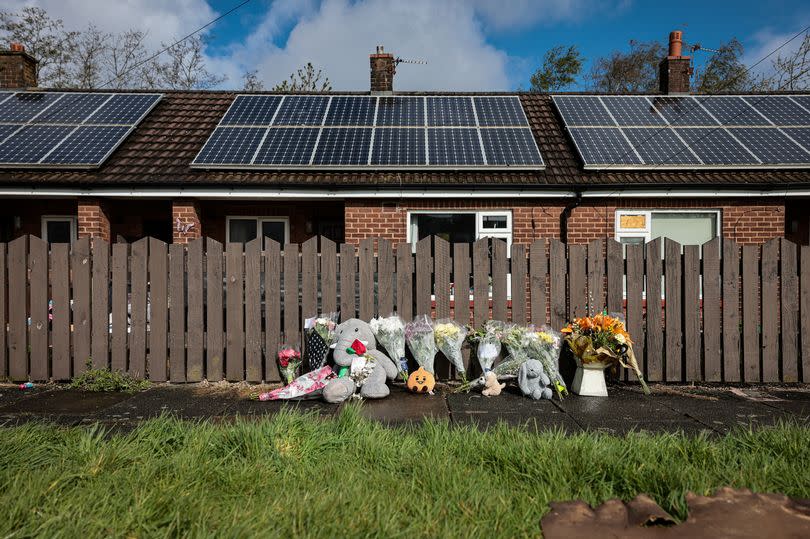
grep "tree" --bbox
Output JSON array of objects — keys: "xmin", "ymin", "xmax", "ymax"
[
  {"xmin": 589, "ymin": 40, "xmax": 665, "ymax": 93},
  {"xmin": 272, "ymin": 62, "xmax": 331, "ymax": 92},
  {"xmin": 152, "ymin": 35, "xmax": 225, "ymax": 90},
  {"xmin": 767, "ymin": 32, "xmax": 810, "ymax": 90},
  {"xmin": 694, "ymin": 38, "xmax": 751, "ymax": 93},
  {"xmin": 242, "ymin": 69, "xmax": 264, "ymax": 91},
  {"xmin": 530, "ymin": 45, "xmax": 583, "ymax": 92}
]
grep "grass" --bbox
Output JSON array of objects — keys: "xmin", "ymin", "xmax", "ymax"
[
  {"xmin": 69, "ymin": 364, "xmax": 152, "ymax": 392},
  {"xmin": 0, "ymin": 406, "xmax": 809, "ymax": 538}
]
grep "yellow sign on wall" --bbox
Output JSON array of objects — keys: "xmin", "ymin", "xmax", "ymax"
[{"xmin": 620, "ymin": 214, "xmax": 647, "ymax": 230}]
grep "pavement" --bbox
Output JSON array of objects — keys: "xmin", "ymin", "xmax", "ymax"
[{"xmin": 1, "ymin": 382, "xmax": 809, "ymax": 435}]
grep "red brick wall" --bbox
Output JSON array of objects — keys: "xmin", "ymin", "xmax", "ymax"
[
  {"xmin": 172, "ymin": 199, "xmax": 202, "ymax": 244},
  {"xmin": 0, "ymin": 50, "xmax": 37, "ymax": 89},
  {"xmin": 78, "ymin": 199, "xmax": 111, "ymax": 241},
  {"xmin": 344, "ymin": 198, "xmax": 785, "ymax": 245}
]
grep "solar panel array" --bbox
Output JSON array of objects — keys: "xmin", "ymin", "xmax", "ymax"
[
  {"xmin": 552, "ymin": 95, "xmax": 810, "ymax": 169},
  {"xmin": 192, "ymin": 95, "xmax": 544, "ymax": 169},
  {"xmin": 0, "ymin": 92, "xmax": 161, "ymax": 168}
]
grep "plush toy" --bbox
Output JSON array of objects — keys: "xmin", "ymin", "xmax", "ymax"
[
  {"xmin": 322, "ymin": 319, "xmax": 398, "ymax": 403},
  {"xmin": 518, "ymin": 359, "xmax": 553, "ymax": 400},
  {"xmin": 481, "ymin": 371, "xmax": 506, "ymax": 397},
  {"xmin": 406, "ymin": 366, "xmax": 435, "ymax": 393}
]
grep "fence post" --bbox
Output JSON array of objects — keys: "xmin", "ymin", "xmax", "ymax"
[
  {"xmin": 8, "ymin": 236, "xmax": 28, "ymax": 381},
  {"xmin": 29, "ymin": 236, "xmax": 48, "ymax": 381},
  {"xmin": 129, "ymin": 238, "xmax": 149, "ymax": 379},
  {"xmin": 91, "ymin": 239, "xmax": 110, "ymax": 370},
  {"xmin": 780, "ymin": 239, "xmax": 799, "ymax": 382}
]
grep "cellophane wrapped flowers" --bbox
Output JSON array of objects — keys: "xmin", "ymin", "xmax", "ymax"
[
  {"xmin": 278, "ymin": 345, "xmax": 302, "ymax": 385},
  {"xmin": 501, "ymin": 324, "xmax": 532, "ymax": 361},
  {"xmin": 475, "ymin": 320, "xmax": 504, "ymax": 374},
  {"xmin": 434, "ymin": 319, "xmax": 468, "ymax": 383},
  {"xmin": 562, "ymin": 312, "xmax": 650, "ymax": 395},
  {"xmin": 525, "ymin": 326, "xmax": 567, "ymax": 399},
  {"xmin": 304, "ymin": 313, "xmax": 337, "ymax": 372},
  {"xmin": 370, "ymin": 315, "xmax": 408, "ymax": 382},
  {"xmin": 405, "ymin": 315, "xmax": 437, "ymax": 375}
]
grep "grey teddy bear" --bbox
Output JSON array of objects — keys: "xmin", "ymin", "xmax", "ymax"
[
  {"xmin": 518, "ymin": 359, "xmax": 553, "ymax": 400},
  {"xmin": 323, "ymin": 319, "xmax": 398, "ymax": 404}
]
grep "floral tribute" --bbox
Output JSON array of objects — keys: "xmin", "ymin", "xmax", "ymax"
[
  {"xmin": 405, "ymin": 315, "xmax": 437, "ymax": 375},
  {"xmin": 524, "ymin": 327, "xmax": 567, "ymax": 399},
  {"xmin": 562, "ymin": 312, "xmax": 650, "ymax": 394},
  {"xmin": 277, "ymin": 345, "xmax": 302, "ymax": 385},
  {"xmin": 369, "ymin": 315, "xmax": 408, "ymax": 382},
  {"xmin": 304, "ymin": 313, "xmax": 337, "ymax": 372},
  {"xmin": 434, "ymin": 319, "xmax": 468, "ymax": 384}
]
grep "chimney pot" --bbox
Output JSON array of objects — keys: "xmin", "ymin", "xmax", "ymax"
[
  {"xmin": 10, "ymin": 42, "xmax": 24, "ymax": 53},
  {"xmin": 668, "ymin": 31, "xmax": 683, "ymax": 57}
]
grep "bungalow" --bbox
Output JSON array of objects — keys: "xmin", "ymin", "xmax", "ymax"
[{"xmin": 0, "ymin": 32, "xmax": 808, "ymax": 250}]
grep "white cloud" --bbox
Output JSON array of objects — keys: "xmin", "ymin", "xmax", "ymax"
[{"xmin": 741, "ymin": 26, "xmax": 809, "ymax": 83}]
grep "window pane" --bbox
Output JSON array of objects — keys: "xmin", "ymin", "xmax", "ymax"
[
  {"xmin": 261, "ymin": 221, "xmax": 286, "ymax": 246},
  {"xmin": 229, "ymin": 219, "xmax": 257, "ymax": 244},
  {"xmin": 46, "ymin": 220, "xmax": 72, "ymax": 243},
  {"xmin": 412, "ymin": 213, "xmax": 476, "ymax": 244},
  {"xmin": 481, "ymin": 215, "xmax": 507, "ymax": 229},
  {"xmin": 651, "ymin": 213, "xmax": 717, "ymax": 245}
]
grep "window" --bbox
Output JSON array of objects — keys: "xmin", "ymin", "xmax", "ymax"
[
  {"xmin": 41, "ymin": 216, "xmax": 77, "ymax": 244},
  {"xmin": 226, "ymin": 217, "xmax": 289, "ymax": 247},
  {"xmin": 615, "ymin": 210, "xmax": 719, "ymax": 248},
  {"xmin": 408, "ymin": 210, "xmax": 512, "ymax": 249}
]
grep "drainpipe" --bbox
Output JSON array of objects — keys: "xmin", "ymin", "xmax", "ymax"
[{"xmin": 560, "ymin": 191, "xmax": 582, "ymax": 243}]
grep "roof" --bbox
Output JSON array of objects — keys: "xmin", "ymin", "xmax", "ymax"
[{"xmin": 1, "ymin": 89, "xmax": 809, "ymax": 190}]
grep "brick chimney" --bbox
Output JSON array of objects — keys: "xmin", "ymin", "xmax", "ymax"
[
  {"xmin": 659, "ymin": 31, "xmax": 692, "ymax": 94},
  {"xmin": 370, "ymin": 45, "xmax": 395, "ymax": 93},
  {"xmin": 0, "ymin": 43, "xmax": 37, "ymax": 89}
]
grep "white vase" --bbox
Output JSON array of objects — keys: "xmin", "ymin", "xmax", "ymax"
[{"xmin": 571, "ymin": 360, "xmax": 609, "ymax": 397}]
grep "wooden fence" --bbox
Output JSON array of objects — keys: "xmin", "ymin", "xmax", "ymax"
[{"xmin": 0, "ymin": 235, "xmax": 808, "ymax": 384}]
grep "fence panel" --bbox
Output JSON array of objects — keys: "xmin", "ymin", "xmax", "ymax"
[
  {"xmin": 473, "ymin": 238, "xmax": 489, "ymax": 328},
  {"xmin": 396, "ymin": 243, "xmax": 413, "ymax": 320},
  {"xmin": 245, "ymin": 238, "xmax": 262, "ymax": 383},
  {"xmin": 722, "ymin": 239, "xmax": 741, "ymax": 382},
  {"xmin": 186, "ymin": 238, "xmax": 204, "ymax": 382},
  {"xmin": 415, "ymin": 236, "xmax": 432, "ymax": 317},
  {"xmin": 549, "ymin": 239, "xmax": 566, "ymax": 329},
  {"xmin": 50, "ymin": 244, "xmax": 71, "ymax": 380},
  {"xmin": 645, "ymin": 238, "xmax": 663, "ymax": 382},
  {"xmin": 684, "ymin": 245, "xmax": 701, "ymax": 381},
  {"xmin": 205, "ymin": 239, "xmax": 224, "ymax": 382},
  {"xmin": 148, "ymin": 239, "xmax": 168, "ymax": 382},
  {"xmin": 359, "ymin": 238, "xmax": 375, "ymax": 321},
  {"xmin": 434, "ymin": 236, "xmax": 451, "ymax": 320},
  {"xmin": 264, "ymin": 241, "xmax": 281, "ymax": 382},
  {"xmin": 284, "ymin": 243, "xmax": 300, "ymax": 348},
  {"xmin": 71, "ymin": 238, "xmax": 91, "ymax": 376},
  {"xmin": 511, "ymin": 244, "xmax": 527, "ymax": 324},
  {"xmin": 321, "ymin": 238, "xmax": 337, "ymax": 315},
  {"xmin": 129, "ymin": 238, "xmax": 148, "ymax": 379},
  {"xmin": 742, "ymin": 245, "xmax": 760, "ymax": 382},
  {"xmin": 703, "ymin": 238, "xmax": 721, "ymax": 382},
  {"xmin": 378, "ymin": 239, "xmax": 394, "ymax": 317},
  {"xmin": 29, "ymin": 236, "xmax": 48, "ymax": 381},
  {"xmin": 340, "ymin": 243, "xmax": 356, "ymax": 321},
  {"xmin": 453, "ymin": 242, "xmax": 471, "ymax": 373},
  {"xmin": 301, "ymin": 237, "xmax": 318, "ymax": 321},
  {"xmin": 587, "ymin": 239, "xmax": 604, "ymax": 316},
  {"xmin": 626, "ymin": 243, "xmax": 644, "ymax": 379},
  {"xmin": 91, "ymin": 239, "xmax": 110, "ymax": 370},
  {"xmin": 491, "ymin": 239, "xmax": 508, "ymax": 322},
  {"xmin": 568, "ymin": 244, "xmax": 587, "ymax": 319},
  {"xmin": 0, "ymin": 244, "xmax": 6, "ymax": 379},
  {"xmin": 111, "ymin": 243, "xmax": 129, "ymax": 373},
  {"xmin": 8, "ymin": 236, "xmax": 27, "ymax": 381},
  {"xmin": 664, "ymin": 239, "xmax": 683, "ymax": 382},
  {"xmin": 529, "ymin": 240, "xmax": 547, "ymax": 326},
  {"xmin": 761, "ymin": 239, "xmax": 779, "ymax": 382},
  {"xmin": 802, "ymin": 246, "xmax": 810, "ymax": 383},
  {"xmin": 781, "ymin": 239, "xmax": 799, "ymax": 382},
  {"xmin": 169, "ymin": 243, "xmax": 186, "ymax": 382},
  {"xmin": 225, "ymin": 242, "xmax": 244, "ymax": 381},
  {"xmin": 606, "ymin": 240, "xmax": 623, "ymax": 315}
]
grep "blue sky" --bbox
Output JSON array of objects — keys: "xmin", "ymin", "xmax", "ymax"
[{"xmin": 8, "ymin": 0, "xmax": 810, "ymax": 90}]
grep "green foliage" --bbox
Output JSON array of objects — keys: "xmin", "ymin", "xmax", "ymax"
[
  {"xmin": 70, "ymin": 362, "xmax": 151, "ymax": 392},
  {"xmin": 695, "ymin": 38, "xmax": 750, "ymax": 93},
  {"xmin": 530, "ymin": 45, "xmax": 583, "ymax": 92},
  {"xmin": 589, "ymin": 40, "xmax": 666, "ymax": 93},
  {"xmin": 0, "ymin": 408, "xmax": 808, "ymax": 537}
]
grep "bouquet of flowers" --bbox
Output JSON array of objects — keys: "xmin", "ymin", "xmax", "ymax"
[
  {"xmin": 277, "ymin": 345, "xmax": 302, "ymax": 385},
  {"xmin": 344, "ymin": 339, "xmax": 376, "ymax": 388},
  {"xmin": 525, "ymin": 326, "xmax": 567, "ymax": 399},
  {"xmin": 434, "ymin": 319, "xmax": 468, "ymax": 383},
  {"xmin": 474, "ymin": 320, "xmax": 504, "ymax": 374},
  {"xmin": 370, "ymin": 315, "xmax": 408, "ymax": 382},
  {"xmin": 304, "ymin": 313, "xmax": 337, "ymax": 372},
  {"xmin": 259, "ymin": 366, "xmax": 334, "ymax": 401},
  {"xmin": 405, "ymin": 315, "xmax": 437, "ymax": 375},
  {"xmin": 562, "ymin": 312, "xmax": 650, "ymax": 394},
  {"xmin": 501, "ymin": 324, "xmax": 532, "ymax": 361}
]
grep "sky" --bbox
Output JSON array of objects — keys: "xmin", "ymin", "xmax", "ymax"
[{"xmin": 5, "ymin": 0, "xmax": 810, "ymax": 91}]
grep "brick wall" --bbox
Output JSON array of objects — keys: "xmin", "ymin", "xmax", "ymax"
[
  {"xmin": 344, "ymin": 197, "xmax": 785, "ymax": 245},
  {"xmin": 78, "ymin": 199, "xmax": 111, "ymax": 241},
  {"xmin": 172, "ymin": 199, "xmax": 202, "ymax": 244},
  {"xmin": 0, "ymin": 50, "xmax": 37, "ymax": 89}
]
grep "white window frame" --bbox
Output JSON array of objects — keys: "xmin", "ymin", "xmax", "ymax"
[
  {"xmin": 226, "ymin": 216, "xmax": 290, "ymax": 247},
  {"xmin": 41, "ymin": 215, "xmax": 77, "ymax": 243},
  {"xmin": 407, "ymin": 210, "xmax": 513, "ymax": 249},
  {"xmin": 615, "ymin": 209, "xmax": 721, "ymax": 245}
]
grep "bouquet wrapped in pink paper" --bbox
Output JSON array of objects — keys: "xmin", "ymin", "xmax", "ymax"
[
  {"xmin": 278, "ymin": 345, "xmax": 302, "ymax": 385},
  {"xmin": 259, "ymin": 366, "xmax": 334, "ymax": 401}
]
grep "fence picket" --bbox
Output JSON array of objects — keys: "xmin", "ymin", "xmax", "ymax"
[
  {"xmin": 511, "ymin": 244, "xmax": 527, "ymax": 324},
  {"xmin": 568, "ymin": 244, "xmax": 587, "ymax": 319},
  {"xmin": 169, "ymin": 243, "xmax": 186, "ymax": 382},
  {"xmin": 530, "ymin": 240, "xmax": 547, "ymax": 326},
  {"xmin": 664, "ymin": 239, "xmax": 683, "ymax": 382},
  {"xmin": 148, "ymin": 239, "xmax": 168, "ymax": 382},
  {"xmin": 453, "ymin": 242, "xmax": 471, "ymax": 373},
  {"xmin": 396, "ymin": 243, "xmax": 413, "ymax": 320},
  {"xmin": 780, "ymin": 239, "xmax": 799, "ymax": 382},
  {"xmin": 264, "ymin": 240, "xmax": 281, "ymax": 382},
  {"xmin": 742, "ymin": 245, "xmax": 760, "ymax": 382},
  {"xmin": 434, "ymin": 236, "xmax": 451, "ymax": 320},
  {"xmin": 415, "ymin": 237, "xmax": 432, "ymax": 317},
  {"xmin": 491, "ymin": 239, "xmax": 508, "ymax": 322},
  {"xmin": 301, "ymin": 237, "xmax": 318, "ymax": 321},
  {"xmin": 377, "ymin": 239, "xmax": 394, "ymax": 317},
  {"xmin": 722, "ymin": 239, "xmax": 741, "ymax": 382},
  {"xmin": 549, "ymin": 239, "xmax": 566, "ymax": 329},
  {"xmin": 29, "ymin": 236, "xmax": 47, "ymax": 381},
  {"xmin": 225, "ymin": 242, "xmax": 244, "ymax": 381},
  {"xmin": 284, "ymin": 243, "xmax": 300, "ymax": 348},
  {"xmin": 645, "ymin": 238, "xmax": 663, "ymax": 382},
  {"xmin": 50, "ymin": 244, "xmax": 70, "ymax": 380},
  {"xmin": 473, "ymin": 238, "xmax": 489, "ymax": 328},
  {"xmin": 8, "ymin": 236, "xmax": 27, "ymax": 380},
  {"xmin": 359, "ymin": 238, "xmax": 375, "ymax": 320},
  {"xmin": 129, "ymin": 238, "xmax": 148, "ymax": 379},
  {"xmin": 606, "ymin": 240, "xmax": 623, "ymax": 315},
  {"xmin": 111, "ymin": 243, "xmax": 128, "ymax": 373},
  {"xmin": 702, "ymin": 238, "xmax": 721, "ymax": 382},
  {"xmin": 245, "ymin": 238, "xmax": 262, "ymax": 382},
  {"xmin": 587, "ymin": 239, "xmax": 604, "ymax": 315},
  {"xmin": 71, "ymin": 238, "xmax": 91, "ymax": 376},
  {"xmin": 320, "ymin": 238, "xmax": 337, "ymax": 315},
  {"xmin": 340, "ymin": 243, "xmax": 356, "ymax": 321},
  {"xmin": 626, "ymin": 243, "xmax": 644, "ymax": 378},
  {"xmin": 205, "ymin": 239, "xmax": 224, "ymax": 381},
  {"xmin": 761, "ymin": 239, "xmax": 779, "ymax": 382},
  {"xmin": 801, "ymin": 246, "xmax": 810, "ymax": 383},
  {"xmin": 683, "ymin": 245, "xmax": 700, "ymax": 381},
  {"xmin": 186, "ymin": 238, "xmax": 204, "ymax": 382},
  {"xmin": 0, "ymin": 244, "xmax": 6, "ymax": 379},
  {"xmin": 91, "ymin": 239, "xmax": 110, "ymax": 370}
]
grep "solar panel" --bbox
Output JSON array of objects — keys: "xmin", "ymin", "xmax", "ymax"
[
  {"xmin": 272, "ymin": 95, "xmax": 329, "ymax": 126},
  {"xmin": 371, "ymin": 128, "xmax": 426, "ymax": 165},
  {"xmin": 0, "ymin": 124, "xmax": 22, "ymax": 143},
  {"xmin": 312, "ymin": 128, "xmax": 372, "ymax": 165},
  {"xmin": 375, "ymin": 96, "xmax": 424, "ymax": 126},
  {"xmin": 85, "ymin": 94, "xmax": 161, "ymax": 124},
  {"xmin": 744, "ymin": 96, "xmax": 810, "ymax": 126},
  {"xmin": 254, "ymin": 127, "xmax": 319, "ymax": 165},
  {"xmin": 729, "ymin": 127, "xmax": 810, "ymax": 163},
  {"xmin": 0, "ymin": 93, "xmax": 63, "ymax": 123},
  {"xmin": 0, "ymin": 125, "xmax": 75, "ymax": 163},
  {"xmin": 568, "ymin": 127, "xmax": 641, "ymax": 166},
  {"xmin": 781, "ymin": 128, "xmax": 810, "ymax": 152},
  {"xmin": 474, "ymin": 97, "xmax": 529, "ymax": 126},
  {"xmin": 428, "ymin": 128, "xmax": 484, "ymax": 165},
  {"xmin": 193, "ymin": 127, "xmax": 266, "ymax": 165},
  {"xmin": 622, "ymin": 127, "xmax": 700, "ymax": 164},
  {"xmin": 675, "ymin": 128, "xmax": 759, "ymax": 165},
  {"xmin": 479, "ymin": 128, "xmax": 543, "ymax": 165},
  {"xmin": 33, "ymin": 93, "xmax": 111, "ymax": 124},
  {"xmin": 427, "ymin": 97, "xmax": 476, "ymax": 126},
  {"xmin": 696, "ymin": 96, "xmax": 769, "ymax": 126},
  {"xmin": 651, "ymin": 97, "xmax": 718, "ymax": 126},
  {"xmin": 43, "ymin": 126, "xmax": 131, "ymax": 164},
  {"xmin": 221, "ymin": 95, "xmax": 281, "ymax": 125},
  {"xmin": 791, "ymin": 95, "xmax": 810, "ymax": 112},
  {"xmin": 551, "ymin": 96, "xmax": 614, "ymax": 126},
  {"xmin": 325, "ymin": 96, "xmax": 376, "ymax": 126},
  {"xmin": 601, "ymin": 96, "xmax": 667, "ymax": 126}
]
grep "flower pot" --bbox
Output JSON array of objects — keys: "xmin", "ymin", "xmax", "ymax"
[{"xmin": 571, "ymin": 359, "xmax": 609, "ymax": 397}]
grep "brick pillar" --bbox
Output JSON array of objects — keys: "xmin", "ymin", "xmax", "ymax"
[
  {"xmin": 172, "ymin": 199, "xmax": 202, "ymax": 244},
  {"xmin": 78, "ymin": 199, "xmax": 111, "ymax": 241}
]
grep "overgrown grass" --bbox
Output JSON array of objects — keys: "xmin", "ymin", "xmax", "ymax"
[
  {"xmin": 0, "ymin": 406, "xmax": 808, "ymax": 538},
  {"xmin": 69, "ymin": 364, "xmax": 151, "ymax": 392}
]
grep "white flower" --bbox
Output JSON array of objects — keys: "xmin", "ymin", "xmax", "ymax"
[{"xmin": 615, "ymin": 333, "xmax": 626, "ymax": 345}]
